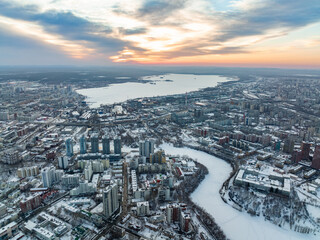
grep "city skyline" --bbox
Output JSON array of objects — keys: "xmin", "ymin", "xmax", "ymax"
[{"xmin": 1, "ymin": 0, "xmax": 320, "ymax": 68}]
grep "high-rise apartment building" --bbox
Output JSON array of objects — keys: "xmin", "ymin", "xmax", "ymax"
[
  {"xmin": 58, "ymin": 156, "xmax": 69, "ymax": 169},
  {"xmin": 150, "ymin": 150, "xmax": 166, "ymax": 164},
  {"xmin": 180, "ymin": 211, "xmax": 191, "ymax": 233},
  {"xmin": 103, "ymin": 183, "xmax": 119, "ymax": 218},
  {"xmin": 139, "ymin": 140, "xmax": 154, "ymax": 158},
  {"xmin": 114, "ymin": 137, "xmax": 121, "ymax": 155},
  {"xmin": 41, "ymin": 167, "xmax": 56, "ymax": 188},
  {"xmin": 61, "ymin": 174, "xmax": 80, "ymax": 189},
  {"xmin": 102, "ymin": 135, "xmax": 110, "ymax": 154},
  {"xmin": 65, "ymin": 138, "xmax": 74, "ymax": 157},
  {"xmin": 91, "ymin": 134, "xmax": 99, "ymax": 153},
  {"xmin": 301, "ymin": 142, "xmax": 311, "ymax": 160},
  {"xmin": 20, "ymin": 194, "xmax": 42, "ymax": 213},
  {"xmin": 80, "ymin": 135, "xmax": 87, "ymax": 154},
  {"xmin": 312, "ymin": 145, "xmax": 320, "ymax": 169}
]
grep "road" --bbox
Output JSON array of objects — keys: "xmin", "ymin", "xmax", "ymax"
[{"xmin": 121, "ymin": 161, "xmax": 129, "ymax": 218}]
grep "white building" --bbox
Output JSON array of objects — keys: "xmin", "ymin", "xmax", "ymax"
[
  {"xmin": 70, "ymin": 182, "xmax": 96, "ymax": 196},
  {"xmin": 134, "ymin": 189, "xmax": 151, "ymax": 201},
  {"xmin": 139, "ymin": 140, "xmax": 155, "ymax": 158},
  {"xmin": 84, "ymin": 162, "xmax": 93, "ymax": 181},
  {"xmin": 55, "ymin": 170, "xmax": 64, "ymax": 183},
  {"xmin": 0, "ymin": 222, "xmax": 18, "ymax": 239},
  {"xmin": 58, "ymin": 156, "xmax": 69, "ymax": 169},
  {"xmin": 0, "ymin": 203, "xmax": 6, "ymax": 217},
  {"xmin": 41, "ymin": 167, "xmax": 56, "ymax": 188},
  {"xmin": 131, "ymin": 170, "xmax": 137, "ymax": 192},
  {"xmin": 17, "ymin": 166, "xmax": 39, "ymax": 178},
  {"xmin": 61, "ymin": 174, "xmax": 80, "ymax": 189},
  {"xmin": 1, "ymin": 150, "xmax": 21, "ymax": 164},
  {"xmin": 92, "ymin": 160, "xmax": 104, "ymax": 173},
  {"xmin": 33, "ymin": 227, "xmax": 55, "ymax": 240},
  {"xmin": 136, "ymin": 201, "xmax": 150, "ymax": 216},
  {"xmin": 235, "ymin": 167, "xmax": 291, "ymax": 196},
  {"xmin": 0, "ymin": 111, "xmax": 9, "ymax": 121},
  {"xmin": 103, "ymin": 183, "xmax": 119, "ymax": 219}
]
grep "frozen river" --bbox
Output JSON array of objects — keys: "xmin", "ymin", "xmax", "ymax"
[
  {"xmin": 160, "ymin": 144, "xmax": 317, "ymax": 240},
  {"xmin": 76, "ymin": 74, "xmax": 234, "ymax": 108}
]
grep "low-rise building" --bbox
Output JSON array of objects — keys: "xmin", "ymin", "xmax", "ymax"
[
  {"xmin": 235, "ymin": 167, "xmax": 291, "ymax": 196},
  {"xmin": 0, "ymin": 222, "xmax": 18, "ymax": 240}
]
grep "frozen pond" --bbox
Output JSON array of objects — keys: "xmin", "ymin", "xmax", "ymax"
[
  {"xmin": 76, "ymin": 74, "xmax": 234, "ymax": 108},
  {"xmin": 160, "ymin": 143, "xmax": 317, "ymax": 240}
]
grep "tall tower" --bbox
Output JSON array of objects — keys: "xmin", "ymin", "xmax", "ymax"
[
  {"xmin": 102, "ymin": 135, "xmax": 110, "ymax": 154},
  {"xmin": 103, "ymin": 183, "xmax": 119, "ymax": 218},
  {"xmin": 91, "ymin": 133, "xmax": 99, "ymax": 153},
  {"xmin": 58, "ymin": 156, "xmax": 69, "ymax": 169},
  {"xmin": 301, "ymin": 142, "xmax": 311, "ymax": 160},
  {"xmin": 150, "ymin": 150, "xmax": 166, "ymax": 164},
  {"xmin": 312, "ymin": 145, "xmax": 320, "ymax": 169},
  {"xmin": 139, "ymin": 140, "xmax": 154, "ymax": 158},
  {"xmin": 79, "ymin": 135, "xmax": 87, "ymax": 154},
  {"xmin": 65, "ymin": 138, "xmax": 73, "ymax": 157},
  {"xmin": 114, "ymin": 137, "xmax": 121, "ymax": 155},
  {"xmin": 139, "ymin": 141, "xmax": 145, "ymax": 156},
  {"xmin": 41, "ymin": 167, "xmax": 55, "ymax": 188}
]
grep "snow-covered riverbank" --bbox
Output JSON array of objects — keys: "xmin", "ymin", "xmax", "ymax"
[{"xmin": 160, "ymin": 143, "xmax": 318, "ymax": 240}]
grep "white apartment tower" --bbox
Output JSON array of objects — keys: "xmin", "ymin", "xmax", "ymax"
[{"xmin": 103, "ymin": 183, "xmax": 119, "ymax": 218}]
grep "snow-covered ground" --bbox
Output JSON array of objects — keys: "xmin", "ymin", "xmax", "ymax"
[
  {"xmin": 77, "ymin": 74, "xmax": 232, "ymax": 108},
  {"xmin": 306, "ymin": 205, "xmax": 320, "ymax": 222},
  {"xmin": 160, "ymin": 143, "xmax": 319, "ymax": 240}
]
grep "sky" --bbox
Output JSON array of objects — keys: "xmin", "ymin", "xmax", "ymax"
[{"xmin": 0, "ymin": 0, "xmax": 320, "ymax": 68}]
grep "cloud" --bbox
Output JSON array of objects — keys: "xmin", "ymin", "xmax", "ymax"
[
  {"xmin": 0, "ymin": 25, "xmax": 80, "ymax": 65},
  {"xmin": 0, "ymin": 1, "xmax": 38, "ymax": 20},
  {"xmin": 0, "ymin": 2, "xmax": 92, "ymax": 36},
  {"xmin": 0, "ymin": 1, "xmax": 92, "ymax": 33},
  {"xmin": 216, "ymin": 0, "xmax": 320, "ymax": 41},
  {"xmin": 107, "ymin": 0, "xmax": 320, "ymax": 62},
  {"xmin": 0, "ymin": 0, "xmax": 320, "ymax": 65},
  {"xmin": 136, "ymin": 0, "xmax": 188, "ymax": 24},
  {"xmin": 0, "ymin": 27, "xmax": 36, "ymax": 49},
  {"xmin": 0, "ymin": 1, "xmax": 126, "ymax": 55},
  {"xmin": 118, "ymin": 27, "xmax": 147, "ymax": 35},
  {"xmin": 171, "ymin": 1, "xmax": 320, "ymax": 60}
]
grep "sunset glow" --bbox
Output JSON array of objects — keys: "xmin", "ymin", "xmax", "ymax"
[{"xmin": 0, "ymin": 0, "xmax": 319, "ymax": 67}]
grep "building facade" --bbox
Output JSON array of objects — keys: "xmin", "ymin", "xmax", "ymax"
[
  {"xmin": 65, "ymin": 138, "xmax": 73, "ymax": 157},
  {"xmin": 103, "ymin": 183, "xmax": 119, "ymax": 219}
]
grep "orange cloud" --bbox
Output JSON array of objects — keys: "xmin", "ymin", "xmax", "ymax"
[{"xmin": 2, "ymin": 0, "xmax": 320, "ymax": 68}]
